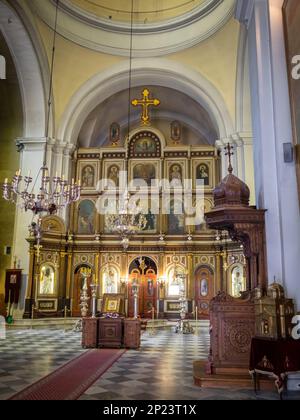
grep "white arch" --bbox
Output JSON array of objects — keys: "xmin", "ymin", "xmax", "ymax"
[
  {"xmin": 57, "ymin": 58, "xmax": 234, "ymax": 146},
  {"xmin": 0, "ymin": 1, "xmax": 47, "ymax": 138}
]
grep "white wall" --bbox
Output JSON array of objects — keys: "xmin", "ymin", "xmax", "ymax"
[{"xmin": 236, "ymin": 0, "xmax": 300, "ymax": 310}]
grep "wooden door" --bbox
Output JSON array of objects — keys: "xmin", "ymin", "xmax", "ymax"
[
  {"xmin": 195, "ymin": 265, "xmax": 214, "ymax": 320},
  {"xmin": 128, "ymin": 258, "xmax": 158, "ymax": 318}
]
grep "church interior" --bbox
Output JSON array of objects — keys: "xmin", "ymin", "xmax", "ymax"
[{"xmin": 0, "ymin": 0, "xmax": 300, "ymax": 402}]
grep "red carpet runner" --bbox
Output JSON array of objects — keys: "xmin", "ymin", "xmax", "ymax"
[{"xmin": 10, "ymin": 349, "xmax": 125, "ymax": 400}]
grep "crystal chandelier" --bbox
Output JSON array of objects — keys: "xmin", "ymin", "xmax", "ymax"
[
  {"xmin": 2, "ymin": 0, "xmax": 81, "ymax": 217},
  {"xmin": 105, "ymin": 1, "xmax": 147, "ymax": 249},
  {"xmin": 106, "ymin": 191, "xmax": 147, "ymax": 249},
  {"xmin": 2, "ymin": 1, "xmax": 80, "ymax": 261},
  {"xmin": 2, "ymin": 170, "xmax": 80, "ymax": 215}
]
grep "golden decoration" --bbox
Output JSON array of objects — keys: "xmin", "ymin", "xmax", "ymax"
[{"xmin": 132, "ymin": 88, "xmax": 160, "ymax": 126}]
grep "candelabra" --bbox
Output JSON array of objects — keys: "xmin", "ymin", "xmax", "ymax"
[
  {"xmin": 132, "ymin": 280, "xmax": 139, "ymax": 319},
  {"xmin": 80, "ymin": 274, "xmax": 90, "ymax": 318},
  {"xmin": 2, "ymin": 169, "xmax": 81, "ymax": 216},
  {"xmin": 90, "ymin": 282, "xmax": 98, "ymax": 318}
]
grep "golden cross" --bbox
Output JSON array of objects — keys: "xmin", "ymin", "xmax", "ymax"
[
  {"xmin": 225, "ymin": 143, "xmax": 234, "ymax": 174},
  {"xmin": 132, "ymin": 88, "xmax": 160, "ymax": 126}
]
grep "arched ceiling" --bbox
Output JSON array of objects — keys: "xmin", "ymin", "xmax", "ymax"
[
  {"xmin": 78, "ymin": 85, "xmax": 218, "ymax": 148},
  {"xmin": 29, "ymin": 0, "xmax": 235, "ymax": 56},
  {"xmin": 68, "ymin": 0, "xmax": 208, "ymax": 24}
]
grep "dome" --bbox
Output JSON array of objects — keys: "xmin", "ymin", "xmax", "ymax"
[{"xmin": 213, "ymin": 173, "xmax": 250, "ymax": 207}]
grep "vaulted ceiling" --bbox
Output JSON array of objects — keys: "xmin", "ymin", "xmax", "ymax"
[
  {"xmin": 68, "ymin": 0, "xmax": 208, "ymax": 24},
  {"xmin": 78, "ymin": 85, "xmax": 218, "ymax": 148}
]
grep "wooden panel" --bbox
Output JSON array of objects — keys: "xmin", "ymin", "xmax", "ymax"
[
  {"xmin": 82, "ymin": 317, "xmax": 98, "ymax": 348},
  {"xmin": 124, "ymin": 319, "xmax": 141, "ymax": 349},
  {"xmin": 98, "ymin": 318, "xmax": 123, "ymax": 348}
]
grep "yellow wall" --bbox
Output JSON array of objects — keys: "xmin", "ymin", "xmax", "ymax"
[
  {"xmin": 0, "ymin": 34, "xmax": 23, "ymax": 298},
  {"xmin": 35, "ymin": 17, "xmax": 123, "ymax": 133},
  {"xmin": 35, "ymin": 16, "xmax": 239, "ymax": 132},
  {"xmin": 169, "ymin": 18, "xmax": 239, "ymax": 125}
]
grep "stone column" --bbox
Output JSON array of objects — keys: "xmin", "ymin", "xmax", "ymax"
[
  {"xmin": 12, "ymin": 137, "xmax": 45, "ymax": 318},
  {"xmin": 236, "ymin": 0, "xmax": 300, "ymax": 309}
]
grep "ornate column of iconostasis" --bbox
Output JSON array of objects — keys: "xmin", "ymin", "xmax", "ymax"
[
  {"xmin": 58, "ymin": 251, "xmax": 66, "ymax": 305},
  {"xmin": 65, "ymin": 250, "xmax": 73, "ymax": 304},
  {"xmin": 214, "ymin": 252, "xmax": 223, "ymax": 293},
  {"xmin": 187, "ymin": 253, "xmax": 194, "ymax": 301}
]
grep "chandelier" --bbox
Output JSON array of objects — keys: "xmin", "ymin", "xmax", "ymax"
[
  {"xmin": 2, "ymin": 0, "xmax": 80, "ymax": 217},
  {"xmin": 105, "ymin": 1, "xmax": 147, "ymax": 249},
  {"xmin": 2, "ymin": 170, "xmax": 80, "ymax": 215},
  {"xmin": 106, "ymin": 192, "xmax": 147, "ymax": 249},
  {"xmin": 2, "ymin": 0, "xmax": 80, "ymax": 261}
]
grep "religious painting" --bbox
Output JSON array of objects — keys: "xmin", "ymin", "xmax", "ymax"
[
  {"xmin": 102, "ymin": 267, "xmax": 119, "ymax": 295},
  {"xmin": 134, "ymin": 137, "xmax": 157, "ymax": 154},
  {"xmin": 164, "ymin": 160, "xmax": 187, "ymax": 191},
  {"xmin": 132, "ymin": 162, "xmax": 157, "ymax": 187},
  {"xmin": 103, "ymin": 295, "xmax": 122, "ymax": 314},
  {"xmin": 231, "ymin": 265, "xmax": 246, "ymax": 298},
  {"xmin": 128, "ymin": 131, "xmax": 161, "ymax": 158},
  {"xmin": 102, "ymin": 160, "xmax": 124, "ymax": 191},
  {"xmin": 140, "ymin": 208, "xmax": 157, "ymax": 233},
  {"xmin": 192, "ymin": 159, "xmax": 213, "ymax": 190},
  {"xmin": 196, "ymin": 163, "xmax": 209, "ymax": 186},
  {"xmin": 200, "ymin": 279, "xmax": 208, "ymax": 297},
  {"xmin": 39, "ymin": 264, "xmax": 55, "ymax": 296},
  {"xmin": 169, "ymin": 164, "xmax": 183, "ymax": 187},
  {"xmin": 168, "ymin": 199, "xmax": 185, "ymax": 235},
  {"xmin": 165, "ymin": 301, "xmax": 181, "ymax": 312},
  {"xmin": 109, "ymin": 122, "xmax": 120, "ymax": 145},
  {"xmin": 107, "ymin": 164, "xmax": 120, "ymax": 188},
  {"xmin": 283, "ymin": 0, "xmax": 300, "ymax": 199},
  {"xmin": 77, "ymin": 200, "xmax": 95, "ymax": 234},
  {"xmin": 42, "ymin": 215, "xmax": 65, "ymax": 234},
  {"xmin": 81, "ymin": 165, "xmax": 95, "ymax": 188},
  {"xmin": 77, "ymin": 161, "xmax": 98, "ymax": 191},
  {"xmin": 36, "ymin": 299, "xmax": 57, "ymax": 312},
  {"xmin": 171, "ymin": 120, "xmax": 181, "ymax": 143},
  {"xmin": 195, "ymin": 198, "xmax": 213, "ymax": 232}
]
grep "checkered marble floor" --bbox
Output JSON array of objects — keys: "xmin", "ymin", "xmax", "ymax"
[
  {"xmin": 0, "ymin": 328, "xmax": 85, "ymax": 400},
  {"xmin": 0, "ymin": 327, "xmax": 299, "ymax": 400},
  {"xmin": 79, "ymin": 329, "xmax": 294, "ymax": 401}
]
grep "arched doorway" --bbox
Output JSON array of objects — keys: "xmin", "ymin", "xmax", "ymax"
[
  {"xmin": 128, "ymin": 257, "xmax": 158, "ymax": 318},
  {"xmin": 72, "ymin": 264, "xmax": 93, "ymax": 317},
  {"xmin": 194, "ymin": 265, "xmax": 214, "ymax": 320}
]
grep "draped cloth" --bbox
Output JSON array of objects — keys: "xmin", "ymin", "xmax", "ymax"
[{"xmin": 249, "ymin": 337, "xmax": 300, "ymax": 394}]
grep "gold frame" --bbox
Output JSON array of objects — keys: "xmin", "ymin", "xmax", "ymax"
[
  {"xmin": 192, "ymin": 159, "xmax": 214, "ymax": 190},
  {"xmin": 36, "ymin": 298, "xmax": 58, "ymax": 312},
  {"xmin": 102, "ymin": 293, "xmax": 124, "ymax": 314},
  {"xmin": 129, "ymin": 159, "xmax": 161, "ymax": 191},
  {"xmin": 102, "ymin": 160, "xmax": 125, "ymax": 192},
  {"xmin": 38, "ymin": 263, "xmax": 57, "ymax": 298},
  {"xmin": 164, "ymin": 158, "xmax": 188, "ymax": 190},
  {"xmin": 77, "ymin": 161, "xmax": 99, "ymax": 192}
]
